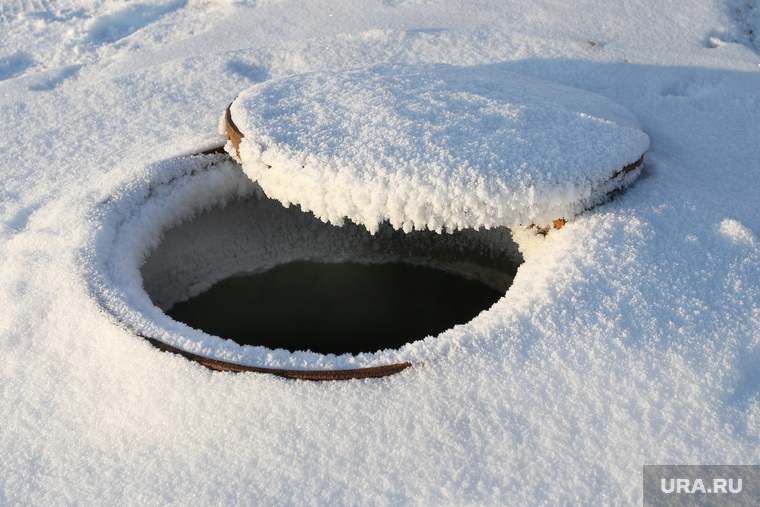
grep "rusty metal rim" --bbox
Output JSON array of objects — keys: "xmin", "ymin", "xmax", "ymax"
[
  {"xmin": 142, "ymin": 335, "xmax": 413, "ymax": 380},
  {"xmin": 547, "ymin": 153, "xmax": 645, "ymax": 231},
  {"xmin": 225, "ymin": 104, "xmax": 244, "ymax": 159}
]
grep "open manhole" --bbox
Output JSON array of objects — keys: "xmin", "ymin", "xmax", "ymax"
[
  {"xmin": 142, "ymin": 190, "xmax": 521, "ymax": 360},
  {"xmin": 90, "ymin": 63, "xmax": 647, "ymax": 380},
  {"xmin": 165, "ymin": 261, "xmax": 506, "ymax": 356}
]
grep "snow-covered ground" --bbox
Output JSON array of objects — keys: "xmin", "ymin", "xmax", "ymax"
[{"xmin": 1, "ymin": 0, "xmax": 759, "ymax": 504}]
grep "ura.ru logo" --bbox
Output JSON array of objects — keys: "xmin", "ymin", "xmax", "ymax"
[{"xmin": 661, "ymin": 478, "xmax": 742, "ymax": 494}]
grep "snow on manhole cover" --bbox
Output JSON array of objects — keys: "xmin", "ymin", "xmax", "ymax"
[{"xmin": 224, "ymin": 63, "xmax": 649, "ymax": 233}]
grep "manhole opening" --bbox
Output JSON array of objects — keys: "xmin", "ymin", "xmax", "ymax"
[
  {"xmin": 166, "ymin": 260, "xmax": 504, "ymax": 356},
  {"xmin": 141, "ymin": 187, "xmax": 523, "ymax": 356}
]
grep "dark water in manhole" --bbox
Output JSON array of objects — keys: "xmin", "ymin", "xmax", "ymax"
[{"xmin": 166, "ymin": 260, "xmax": 504, "ymax": 355}]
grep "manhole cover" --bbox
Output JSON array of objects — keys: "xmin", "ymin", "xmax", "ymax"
[{"xmin": 225, "ymin": 63, "xmax": 648, "ymax": 233}]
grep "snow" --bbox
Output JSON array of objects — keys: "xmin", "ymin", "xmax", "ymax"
[
  {"xmin": 1, "ymin": 0, "xmax": 760, "ymax": 505},
  {"xmin": 229, "ymin": 64, "xmax": 649, "ymax": 232}
]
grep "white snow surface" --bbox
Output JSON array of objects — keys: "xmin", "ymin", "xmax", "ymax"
[
  {"xmin": 229, "ymin": 64, "xmax": 649, "ymax": 232},
  {"xmin": 2, "ymin": 0, "xmax": 760, "ymax": 505}
]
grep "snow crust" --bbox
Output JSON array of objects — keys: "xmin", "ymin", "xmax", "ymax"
[
  {"xmin": 230, "ymin": 64, "xmax": 649, "ymax": 232},
  {"xmin": 2, "ymin": 0, "xmax": 760, "ymax": 505}
]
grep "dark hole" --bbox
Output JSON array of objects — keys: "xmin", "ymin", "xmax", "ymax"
[
  {"xmin": 166, "ymin": 260, "xmax": 504, "ymax": 355},
  {"xmin": 141, "ymin": 186, "xmax": 522, "ymax": 358}
]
